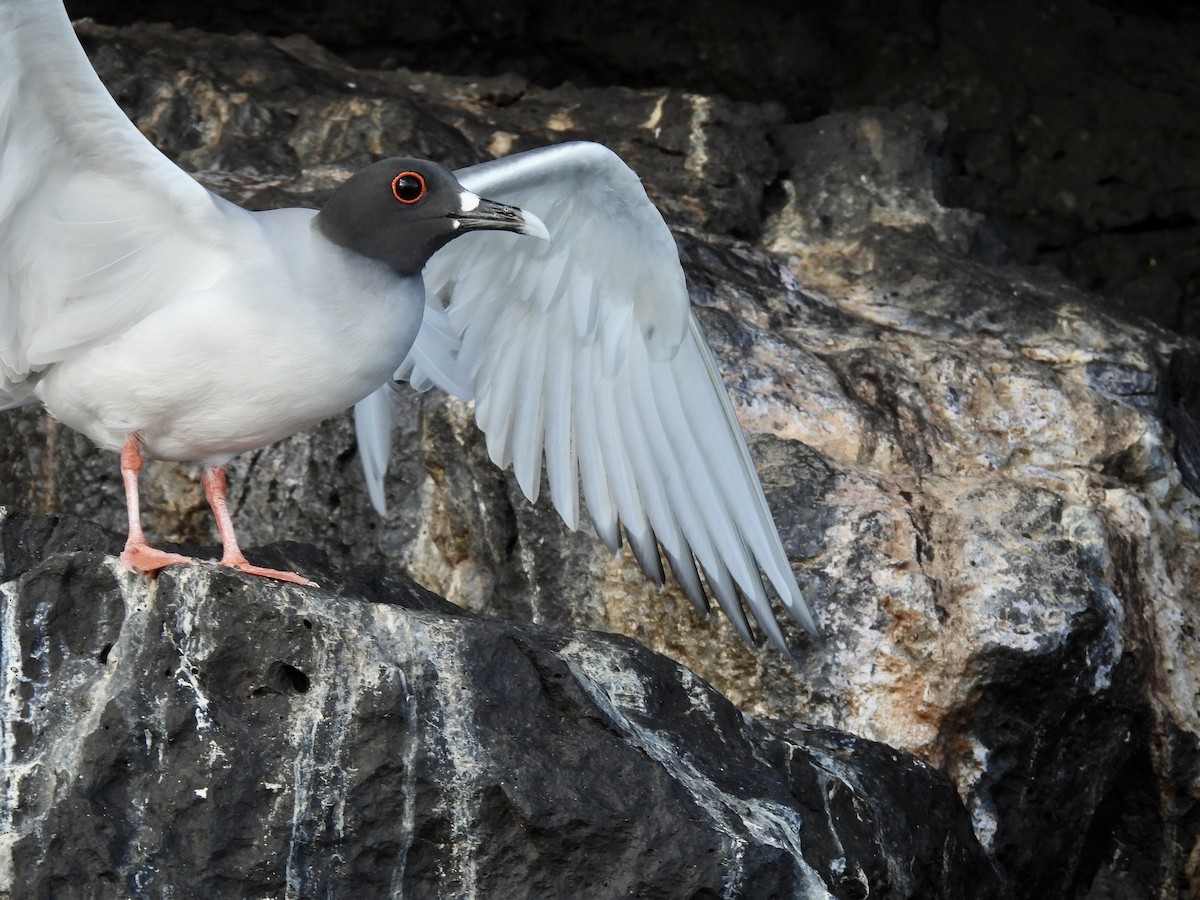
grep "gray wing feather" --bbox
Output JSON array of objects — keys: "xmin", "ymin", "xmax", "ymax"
[{"xmin": 361, "ymin": 141, "xmax": 819, "ymax": 649}]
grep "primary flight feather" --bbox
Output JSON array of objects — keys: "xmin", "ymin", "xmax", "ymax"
[{"xmin": 1, "ymin": 0, "xmax": 818, "ymax": 652}]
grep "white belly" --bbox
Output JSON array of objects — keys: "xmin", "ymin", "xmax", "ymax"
[{"xmin": 34, "ymin": 211, "xmax": 426, "ymax": 464}]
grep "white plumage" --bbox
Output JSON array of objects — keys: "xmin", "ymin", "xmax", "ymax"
[{"xmin": 1, "ymin": 0, "xmax": 818, "ymax": 651}]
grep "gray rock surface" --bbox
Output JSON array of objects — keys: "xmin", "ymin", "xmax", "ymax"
[
  {"xmin": 0, "ymin": 511, "xmax": 997, "ymax": 898},
  {"xmin": 62, "ymin": 0, "xmax": 1200, "ymax": 338},
  {"xmin": 0, "ymin": 18, "xmax": 1198, "ymax": 899}
]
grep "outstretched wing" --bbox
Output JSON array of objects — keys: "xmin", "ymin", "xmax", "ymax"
[
  {"xmin": 0, "ymin": 0, "xmax": 231, "ymax": 390},
  {"xmin": 360, "ymin": 142, "xmax": 817, "ymax": 650}
]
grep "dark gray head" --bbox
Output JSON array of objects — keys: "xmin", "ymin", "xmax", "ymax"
[{"xmin": 314, "ymin": 157, "xmax": 549, "ymax": 275}]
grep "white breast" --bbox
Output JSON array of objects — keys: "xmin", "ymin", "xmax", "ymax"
[{"xmin": 35, "ymin": 207, "xmax": 426, "ymax": 464}]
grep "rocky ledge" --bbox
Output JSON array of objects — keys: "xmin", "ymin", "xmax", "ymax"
[
  {"xmin": 0, "ymin": 17, "xmax": 1198, "ymax": 900},
  {"xmin": 0, "ymin": 511, "xmax": 996, "ymax": 898}
]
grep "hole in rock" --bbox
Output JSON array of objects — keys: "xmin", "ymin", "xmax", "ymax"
[{"xmin": 270, "ymin": 661, "xmax": 311, "ymax": 695}]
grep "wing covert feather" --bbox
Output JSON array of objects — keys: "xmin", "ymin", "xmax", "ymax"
[{"xmin": 402, "ymin": 141, "xmax": 818, "ymax": 649}]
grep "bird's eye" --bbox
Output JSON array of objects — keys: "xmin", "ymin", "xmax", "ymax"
[{"xmin": 391, "ymin": 171, "xmax": 427, "ymax": 204}]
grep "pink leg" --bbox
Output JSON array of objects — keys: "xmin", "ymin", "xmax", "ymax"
[
  {"xmin": 203, "ymin": 466, "xmax": 317, "ymax": 587},
  {"xmin": 118, "ymin": 437, "xmax": 197, "ymax": 575}
]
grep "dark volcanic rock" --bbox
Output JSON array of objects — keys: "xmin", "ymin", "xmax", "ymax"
[
  {"xmin": 2, "ymin": 16, "xmax": 1200, "ymax": 900},
  {"xmin": 0, "ymin": 511, "xmax": 997, "ymax": 898}
]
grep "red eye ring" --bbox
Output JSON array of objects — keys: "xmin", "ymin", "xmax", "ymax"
[{"xmin": 391, "ymin": 171, "xmax": 427, "ymax": 204}]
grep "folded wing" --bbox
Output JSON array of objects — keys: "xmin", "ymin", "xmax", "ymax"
[
  {"xmin": 366, "ymin": 141, "xmax": 817, "ymax": 650},
  {"xmin": 0, "ymin": 0, "xmax": 231, "ymax": 391}
]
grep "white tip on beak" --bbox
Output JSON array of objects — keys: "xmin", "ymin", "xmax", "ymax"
[
  {"xmin": 519, "ymin": 209, "xmax": 551, "ymax": 242},
  {"xmin": 453, "ymin": 193, "xmax": 551, "ymax": 242}
]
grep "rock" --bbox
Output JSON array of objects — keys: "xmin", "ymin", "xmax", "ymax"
[
  {"xmin": 829, "ymin": 0, "xmax": 1200, "ymax": 338},
  {"xmin": 62, "ymin": 0, "xmax": 1200, "ymax": 337},
  {"xmin": 0, "ymin": 510, "xmax": 998, "ymax": 898},
  {"xmin": 1166, "ymin": 348, "xmax": 1200, "ymax": 496},
  {"xmin": 1, "ymin": 18, "xmax": 1199, "ymax": 900}
]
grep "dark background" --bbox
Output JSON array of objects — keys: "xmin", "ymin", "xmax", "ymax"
[{"xmin": 63, "ymin": 0, "xmax": 1200, "ymax": 340}]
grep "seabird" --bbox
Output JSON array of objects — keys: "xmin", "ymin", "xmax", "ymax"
[{"xmin": 0, "ymin": 0, "xmax": 818, "ymax": 651}]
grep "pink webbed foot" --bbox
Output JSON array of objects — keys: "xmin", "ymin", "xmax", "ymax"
[
  {"xmin": 202, "ymin": 465, "xmax": 317, "ymax": 587},
  {"xmin": 120, "ymin": 541, "xmax": 200, "ymax": 576},
  {"xmin": 219, "ymin": 555, "xmax": 318, "ymax": 588}
]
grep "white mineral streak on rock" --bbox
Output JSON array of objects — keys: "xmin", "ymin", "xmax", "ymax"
[
  {"xmin": 560, "ymin": 641, "xmax": 834, "ymax": 900},
  {"xmin": 0, "ymin": 580, "xmax": 25, "ymax": 892},
  {"xmin": 387, "ymin": 665, "xmax": 420, "ymax": 899},
  {"xmin": 282, "ymin": 596, "xmax": 391, "ymax": 900},
  {"xmin": 641, "ymin": 94, "xmax": 667, "ymax": 136},
  {"xmin": 685, "ymin": 94, "xmax": 711, "ymax": 179},
  {"xmin": 799, "ymin": 742, "xmax": 907, "ymax": 887},
  {"xmin": 1105, "ymin": 482, "xmax": 1200, "ymax": 736},
  {"xmin": 955, "ymin": 737, "xmax": 998, "ymax": 852},
  {"xmin": 270, "ymin": 599, "xmax": 488, "ymax": 900},
  {"xmin": 366, "ymin": 611, "xmax": 490, "ymax": 899},
  {"xmin": 678, "ymin": 666, "xmax": 722, "ymax": 725},
  {"xmin": 0, "ymin": 563, "xmax": 157, "ymax": 891},
  {"xmin": 166, "ymin": 569, "xmax": 226, "ymax": 768},
  {"xmin": 282, "ymin": 663, "xmax": 330, "ymax": 899},
  {"xmin": 424, "ymin": 627, "xmax": 486, "ymax": 899}
]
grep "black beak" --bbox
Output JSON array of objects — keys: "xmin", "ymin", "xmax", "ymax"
[{"xmin": 453, "ymin": 196, "xmax": 551, "ymax": 241}]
